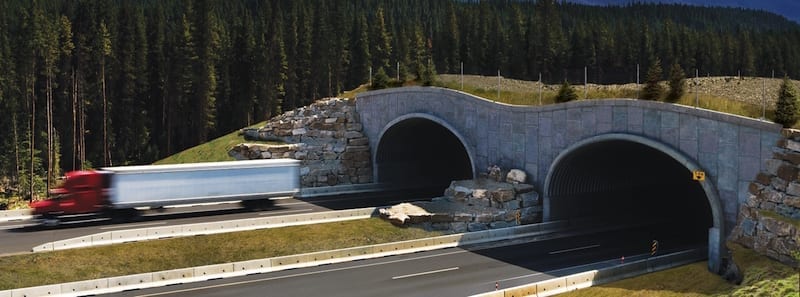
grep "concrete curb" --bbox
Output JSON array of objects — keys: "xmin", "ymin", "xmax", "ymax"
[
  {"xmin": 32, "ymin": 207, "xmax": 379, "ymax": 252},
  {"xmin": 471, "ymin": 248, "xmax": 707, "ymax": 297},
  {"xmin": 3, "ymin": 221, "xmax": 569, "ymax": 297},
  {"xmin": 0, "ymin": 209, "xmax": 31, "ymax": 223}
]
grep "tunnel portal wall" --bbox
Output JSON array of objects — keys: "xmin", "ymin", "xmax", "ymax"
[{"xmin": 356, "ymin": 86, "xmax": 782, "ymax": 272}]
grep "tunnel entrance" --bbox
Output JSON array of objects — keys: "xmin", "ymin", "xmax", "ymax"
[
  {"xmin": 545, "ymin": 134, "xmax": 720, "ymax": 270},
  {"xmin": 375, "ymin": 115, "xmax": 474, "ymax": 190}
]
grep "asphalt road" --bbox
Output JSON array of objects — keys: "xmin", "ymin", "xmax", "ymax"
[
  {"xmin": 105, "ymin": 226, "xmax": 704, "ymax": 297},
  {"xmin": 0, "ymin": 188, "xmax": 438, "ymax": 255}
]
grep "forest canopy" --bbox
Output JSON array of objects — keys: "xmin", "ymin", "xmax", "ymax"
[{"xmin": 1, "ymin": 0, "xmax": 799, "ymax": 199}]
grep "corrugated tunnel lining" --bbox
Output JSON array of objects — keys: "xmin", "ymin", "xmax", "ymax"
[
  {"xmin": 546, "ymin": 139, "xmax": 712, "ymax": 230},
  {"xmin": 376, "ymin": 117, "xmax": 473, "ymax": 186}
]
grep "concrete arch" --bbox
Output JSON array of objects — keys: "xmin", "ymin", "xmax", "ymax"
[
  {"xmin": 543, "ymin": 133, "xmax": 724, "ymax": 272},
  {"xmin": 373, "ymin": 113, "xmax": 477, "ymax": 185}
]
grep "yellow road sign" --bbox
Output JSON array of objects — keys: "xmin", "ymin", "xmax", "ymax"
[{"xmin": 692, "ymin": 170, "xmax": 705, "ymax": 181}]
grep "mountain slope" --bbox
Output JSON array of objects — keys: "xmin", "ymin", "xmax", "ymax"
[{"xmin": 569, "ymin": 0, "xmax": 800, "ymax": 23}]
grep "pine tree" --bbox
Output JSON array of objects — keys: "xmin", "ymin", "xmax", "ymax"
[
  {"xmin": 774, "ymin": 77, "xmax": 799, "ymax": 128},
  {"xmin": 371, "ymin": 67, "xmax": 390, "ymax": 90},
  {"xmin": 666, "ymin": 62, "xmax": 686, "ymax": 103},
  {"xmin": 641, "ymin": 58, "xmax": 663, "ymax": 101},
  {"xmin": 556, "ymin": 80, "xmax": 577, "ymax": 103}
]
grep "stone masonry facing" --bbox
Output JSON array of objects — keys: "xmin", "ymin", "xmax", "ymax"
[
  {"xmin": 731, "ymin": 129, "xmax": 800, "ymax": 267},
  {"xmin": 228, "ymin": 98, "xmax": 372, "ymax": 187}
]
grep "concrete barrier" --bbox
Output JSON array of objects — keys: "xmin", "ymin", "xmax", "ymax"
[
  {"xmin": 503, "ymin": 284, "xmax": 536, "ymax": 297},
  {"xmin": 152, "ymin": 268, "xmax": 195, "ymax": 282},
  {"xmin": 194, "ymin": 264, "xmax": 234, "ymax": 277},
  {"xmin": 10, "ymin": 220, "xmax": 573, "ymax": 296},
  {"xmin": 59, "ymin": 279, "xmax": 108, "ymax": 294},
  {"xmin": 0, "ymin": 209, "xmax": 32, "ymax": 223},
  {"xmin": 10, "ymin": 284, "xmax": 61, "ymax": 297},
  {"xmin": 535, "ymin": 277, "xmax": 568, "ymax": 296}
]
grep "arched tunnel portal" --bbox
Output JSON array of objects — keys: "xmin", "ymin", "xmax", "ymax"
[
  {"xmin": 545, "ymin": 134, "xmax": 723, "ymax": 269},
  {"xmin": 375, "ymin": 114, "xmax": 475, "ymax": 190}
]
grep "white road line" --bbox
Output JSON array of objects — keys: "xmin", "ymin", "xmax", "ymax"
[
  {"xmin": 257, "ymin": 208, "xmax": 313, "ymax": 216},
  {"xmin": 391, "ymin": 267, "xmax": 460, "ymax": 280},
  {"xmin": 99, "ymin": 222, "xmax": 167, "ymax": 230},
  {"xmin": 494, "ymin": 272, "xmax": 544, "ymax": 283},
  {"xmin": 0, "ymin": 223, "xmax": 35, "ymax": 230},
  {"xmin": 136, "ymin": 250, "xmax": 470, "ymax": 297},
  {"xmin": 548, "ymin": 244, "xmax": 600, "ymax": 255}
]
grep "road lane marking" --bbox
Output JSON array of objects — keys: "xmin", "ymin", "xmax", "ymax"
[
  {"xmin": 99, "ymin": 222, "xmax": 167, "ymax": 230},
  {"xmin": 548, "ymin": 244, "xmax": 600, "ymax": 255},
  {"xmin": 391, "ymin": 267, "xmax": 460, "ymax": 280},
  {"xmin": 257, "ymin": 208, "xmax": 313, "ymax": 216},
  {"xmin": 135, "ymin": 250, "xmax": 470, "ymax": 297},
  {"xmin": 0, "ymin": 223, "xmax": 36, "ymax": 230}
]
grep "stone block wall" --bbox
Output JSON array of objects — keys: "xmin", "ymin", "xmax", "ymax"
[
  {"xmin": 228, "ymin": 98, "xmax": 372, "ymax": 187},
  {"xmin": 731, "ymin": 129, "xmax": 800, "ymax": 267}
]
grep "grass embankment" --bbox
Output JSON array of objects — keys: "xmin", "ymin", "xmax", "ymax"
[
  {"xmin": 556, "ymin": 244, "xmax": 799, "ymax": 297},
  {"xmin": 0, "ymin": 218, "xmax": 440, "ymax": 290},
  {"xmin": 436, "ymin": 76, "xmax": 776, "ymax": 123},
  {"xmin": 154, "ymin": 121, "xmax": 280, "ymax": 165}
]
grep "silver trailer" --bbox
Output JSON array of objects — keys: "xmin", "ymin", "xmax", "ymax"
[{"xmin": 102, "ymin": 159, "xmax": 300, "ymax": 209}]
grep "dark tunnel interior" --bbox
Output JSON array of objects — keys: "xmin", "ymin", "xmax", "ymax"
[
  {"xmin": 546, "ymin": 139, "xmax": 713, "ymax": 246},
  {"xmin": 375, "ymin": 117, "xmax": 473, "ymax": 190}
]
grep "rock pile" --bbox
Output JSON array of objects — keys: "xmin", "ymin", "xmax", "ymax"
[
  {"xmin": 731, "ymin": 129, "xmax": 800, "ymax": 267},
  {"xmin": 379, "ymin": 170, "xmax": 542, "ymax": 232},
  {"xmin": 228, "ymin": 98, "xmax": 372, "ymax": 187}
]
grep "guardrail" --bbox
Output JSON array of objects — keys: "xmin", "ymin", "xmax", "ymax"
[
  {"xmin": 0, "ymin": 209, "xmax": 31, "ymax": 223},
  {"xmin": 471, "ymin": 248, "xmax": 707, "ymax": 297},
  {"xmin": 32, "ymin": 207, "xmax": 379, "ymax": 252},
  {"xmin": 4, "ymin": 220, "xmax": 570, "ymax": 297}
]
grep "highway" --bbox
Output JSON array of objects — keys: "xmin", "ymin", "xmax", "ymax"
[
  {"xmin": 105, "ymin": 226, "xmax": 704, "ymax": 297},
  {"xmin": 0, "ymin": 189, "xmax": 437, "ymax": 255}
]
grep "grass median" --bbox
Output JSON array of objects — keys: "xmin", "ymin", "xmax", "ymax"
[{"xmin": 0, "ymin": 218, "xmax": 441, "ymax": 290}]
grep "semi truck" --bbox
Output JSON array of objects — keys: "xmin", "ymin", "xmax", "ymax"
[{"xmin": 30, "ymin": 159, "xmax": 300, "ymax": 226}]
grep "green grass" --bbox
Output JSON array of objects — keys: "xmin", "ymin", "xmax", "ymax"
[
  {"xmin": 556, "ymin": 244, "xmax": 799, "ymax": 297},
  {"xmin": 154, "ymin": 121, "xmax": 281, "ymax": 165},
  {"xmin": 0, "ymin": 218, "xmax": 440, "ymax": 290}
]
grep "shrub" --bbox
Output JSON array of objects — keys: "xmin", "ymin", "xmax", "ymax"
[{"xmin": 556, "ymin": 80, "xmax": 577, "ymax": 103}]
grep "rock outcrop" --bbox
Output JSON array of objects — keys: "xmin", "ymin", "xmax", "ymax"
[
  {"xmin": 731, "ymin": 129, "xmax": 800, "ymax": 267},
  {"xmin": 379, "ymin": 170, "xmax": 543, "ymax": 232},
  {"xmin": 228, "ymin": 98, "xmax": 372, "ymax": 187}
]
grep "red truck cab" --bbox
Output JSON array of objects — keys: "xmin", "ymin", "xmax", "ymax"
[{"xmin": 30, "ymin": 170, "xmax": 112, "ymax": 224}]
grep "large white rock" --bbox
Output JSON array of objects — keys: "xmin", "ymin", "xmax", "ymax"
[{"xmin": 506, "ymin": 169, "xmax": 526, "ymax": 184}]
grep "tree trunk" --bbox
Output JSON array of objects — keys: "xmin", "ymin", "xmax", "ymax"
[
  {"xmin": 102, "ymin": 60, "xmax": 108, "ymax": 167},
  {"xmin": 46, "ymin": 65, "xmax": 52, "ymax": 195},
  {"xmin": 72, "ymin": 69, "xmax": 77, "ymax": 171},
  {"xmin": 29, "ymin": 70, "xmax": 35, "ymax": 202}
]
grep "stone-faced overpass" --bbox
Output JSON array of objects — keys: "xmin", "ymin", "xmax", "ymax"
[{"xmin": 355, "ymin": 86, "xmax": 782, "ymax": 272}]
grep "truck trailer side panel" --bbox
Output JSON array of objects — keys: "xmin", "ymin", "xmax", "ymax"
[{"xmin": 104, "ymin": 159, "xmax": 300, "ymax": 209}]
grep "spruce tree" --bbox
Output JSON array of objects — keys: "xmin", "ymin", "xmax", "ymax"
[
  {"xmin": 641, "ymin": 58, "xmax": 663, "ymax": 100},
  {"xmin": 556, "ymin": 80, "xmax": 577, "ymax": 103},
  {"xmin": 370, "ymin": 67, "xmax": 390, "ymax": 90},
  {"xmin": 666, "ymin": 62, "xmax": 685, "ymax": 103},
  {"xmin": 774, "ymin": 77, "xmax": 799, "ymax": 128}
]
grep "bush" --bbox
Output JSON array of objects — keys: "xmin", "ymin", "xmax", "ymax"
[
  {"xmin": 556, "ymin": 80, "xmax": 577, "ymax": 103},
  {"xmin": 774, "ymin": 76, "xmax": 799, "ymax": 128}
]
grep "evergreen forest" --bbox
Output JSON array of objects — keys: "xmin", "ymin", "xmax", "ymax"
[{"xmin": 1, "ymin": 0, "xmax": 800, "ymax": 200}]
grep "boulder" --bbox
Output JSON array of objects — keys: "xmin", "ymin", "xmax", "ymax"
[{"xmin": 506, "ymin": 169, "xmax": 526, "ymax": 184}]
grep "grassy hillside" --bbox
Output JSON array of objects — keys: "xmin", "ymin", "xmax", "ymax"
[
  {"xmin": 154, "ymin": 122, "xmax": 280, "ymax": 165},
  {"xmin": 557, "ymin": 244, "xmax": 798, "ymax": 297}
]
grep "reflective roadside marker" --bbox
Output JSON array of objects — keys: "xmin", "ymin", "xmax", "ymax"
[
  {"xmin": 692, "ymin": 170, "xmax": 706, "ymax": 181},
  {"xmin": 651, "ymin": 240, "xmax": 659, "ymax": 256}
]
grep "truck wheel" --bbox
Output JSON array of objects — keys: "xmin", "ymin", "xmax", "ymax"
[
  {"xmin": 242, "ymin": 199, "xmax": 274, "ymax": 211},
  {"xmin": 41, "ymin": 215, "xmax": 61, "ymax": 227}
]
